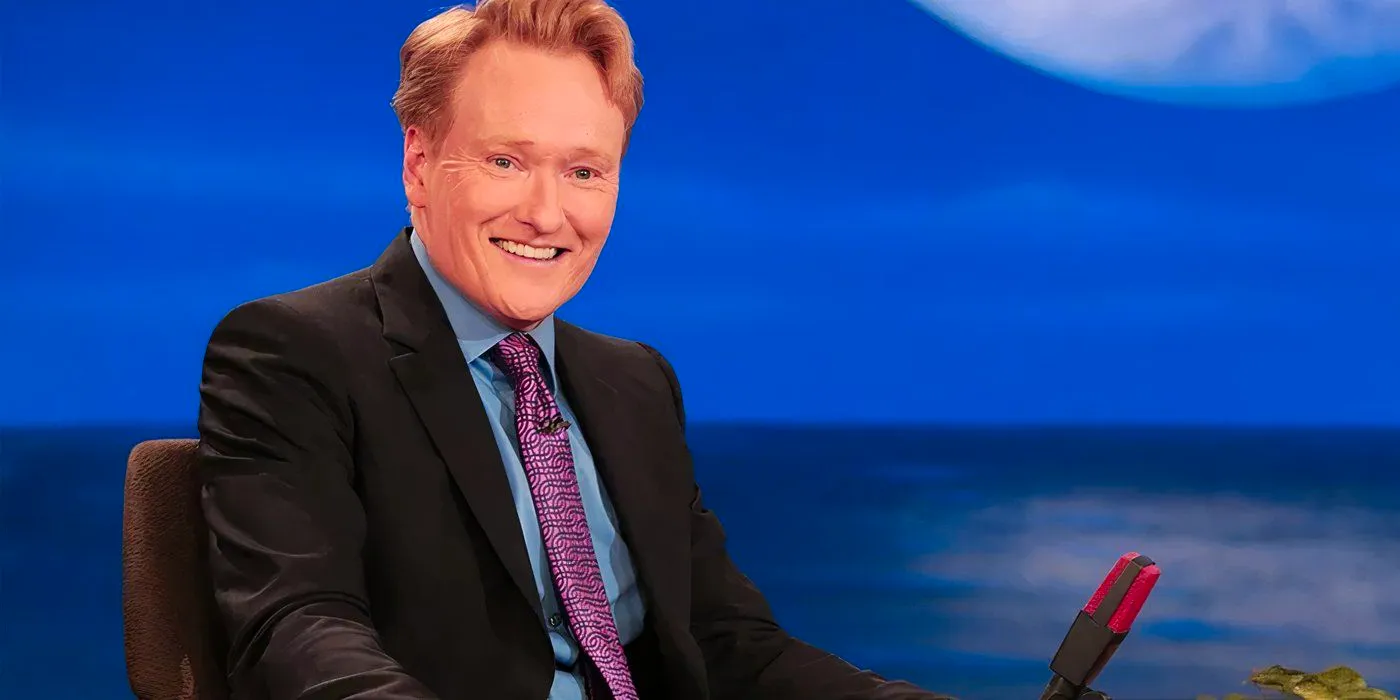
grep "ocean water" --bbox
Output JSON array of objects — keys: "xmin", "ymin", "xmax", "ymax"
[{"xmin": 1, "ymin": 424, "xmax": 1397, "ymax": 699}]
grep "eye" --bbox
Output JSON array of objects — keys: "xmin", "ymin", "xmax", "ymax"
[
  {"xmin": 572, "ymin": 167, "xmax": 596, "ymax": 181},
  {"xmin": 492, "ymin": 157, "xmax": 514, "ymax": 169}
]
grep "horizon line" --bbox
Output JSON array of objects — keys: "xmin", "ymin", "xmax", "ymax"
[{"xmin": 4, "ymin": 420, "xmax": 1400, "ymax": 433}]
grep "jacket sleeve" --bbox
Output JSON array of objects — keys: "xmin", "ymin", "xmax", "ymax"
[
  {"xmin": 638, "ymin": 342, "xmax": 952, "ymax": 700},
  {"xmin": 198, "ymin": 297, "xmax": 439, "ymax": 700}
]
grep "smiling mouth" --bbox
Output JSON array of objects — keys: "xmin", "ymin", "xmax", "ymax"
[{"xmin": 491, "ymin": 238, "xmax": 565, "ymax": 261}]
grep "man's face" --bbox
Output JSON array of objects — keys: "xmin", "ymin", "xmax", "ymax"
[{"xmin": 404, "ymin": 40, "xmax": 627, "ymax": 330}]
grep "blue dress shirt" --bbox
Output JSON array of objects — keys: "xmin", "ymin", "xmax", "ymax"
[{"xmin": 410, "ymin": 231, "xmax": 646, "ymax": 698}]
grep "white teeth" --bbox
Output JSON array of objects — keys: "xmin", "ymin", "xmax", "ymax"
[{"xmin": 493, "ymin": 239, "xmax": 559, "ymax": 260}]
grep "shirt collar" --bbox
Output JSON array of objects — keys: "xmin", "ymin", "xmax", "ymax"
[{"xmin": 409, "ymin": 229, "xmax": 558, "ymax": 384}]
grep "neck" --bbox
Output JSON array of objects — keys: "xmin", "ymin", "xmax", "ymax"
[{"xmin": 503, "ymin": 316, "xmax": 544, "ymax": 333}]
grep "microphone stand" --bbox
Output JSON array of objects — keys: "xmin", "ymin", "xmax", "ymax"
[
  {"xmin": 1038, "ymin": 608, "xmax": 1126, "ymax": 700},
  {"xmin": 1041, "ymin": 675, "xmax": 1110, "ymax": 700}
]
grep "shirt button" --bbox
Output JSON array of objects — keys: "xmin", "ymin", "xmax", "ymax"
[{"xmin": 548, "ymin": 613, "xmax": 563, "ymax": 628}]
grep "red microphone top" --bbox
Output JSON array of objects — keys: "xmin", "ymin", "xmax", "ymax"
[{"xmin": 1082, "ymin": 552, "xmax": 1160, "ymax": 634}]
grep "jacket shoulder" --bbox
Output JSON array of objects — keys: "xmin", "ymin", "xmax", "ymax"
[
  {"xmin": 208, "ymin": 265, "xmax": 378, "ymax": 342},
  {"xmin": 556, "ymin": 320, "xmax": 686, "ymax": 426},
  {"xmin": 556, "ymin": 320, "xmax": 667, "ymax": 365},
  {"xmin": 235, "ymin": 265, "xmax": 374, "ymax": 321}
]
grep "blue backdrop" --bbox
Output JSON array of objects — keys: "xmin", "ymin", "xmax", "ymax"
[{"xmin": 3, "ymin": 1, "xmax": 1398, "ymax": 698}]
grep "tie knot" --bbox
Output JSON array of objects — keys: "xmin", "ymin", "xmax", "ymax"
[{"xmin": 490, "ymin": 332, "xmax": 545, "ymax": 386}]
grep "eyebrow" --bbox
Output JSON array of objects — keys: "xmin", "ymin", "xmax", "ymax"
[{"xmin": 485, "ymin": 138, "xmax": 617, "ymax": 168}]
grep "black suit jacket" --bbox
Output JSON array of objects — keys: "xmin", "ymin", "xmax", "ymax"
[{"xmin": 197, "ymin": 229, "xmax": 947, "ymax": 700}]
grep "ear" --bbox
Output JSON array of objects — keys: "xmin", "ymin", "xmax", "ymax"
[{"xmin": 403, "ymin": 126, "xmax": 431, "ymax": 209}]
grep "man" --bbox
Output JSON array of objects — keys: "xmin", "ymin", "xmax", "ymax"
[{"xmin": 197, "ymin": 1, "xmax": 951, "ymax": 698}]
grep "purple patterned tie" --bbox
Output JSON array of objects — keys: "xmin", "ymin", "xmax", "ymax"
[{"xmin": 491, "ymin": 332, "xmax": 638, "ymax": 700}]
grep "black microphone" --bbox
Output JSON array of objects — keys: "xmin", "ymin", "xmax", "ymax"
[
  {"xmin": 1040, "ymin": 552, "xmax": 1161, "ymax": 700},
  {"xmin": 538, "ymin": 415, "xmax": 571, "ymax": 434}
]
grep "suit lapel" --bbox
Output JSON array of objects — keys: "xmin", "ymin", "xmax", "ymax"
[
  {"xmin": 554, "ymin": 323, "xmax": 691, "ymax": 658},
  {"xmin": 371, "ymin": 230, "xmax": 542, "ymax": 619}
]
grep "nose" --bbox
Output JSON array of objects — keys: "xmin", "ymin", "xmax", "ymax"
[{"xmin": 513, "ymin": 172, "xmax": 565, "ymax": 234}]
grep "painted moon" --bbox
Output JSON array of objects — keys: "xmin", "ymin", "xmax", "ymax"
[{"xmin": 910, "ymin": 0, "xmax": 1400, "ymax": 106}]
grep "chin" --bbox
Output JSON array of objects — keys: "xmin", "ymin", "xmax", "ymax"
[{"xmin": 493, "ymin": 296, "xmax": 566, "ymax": 329}]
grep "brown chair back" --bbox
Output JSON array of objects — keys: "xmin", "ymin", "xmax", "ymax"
[{"xmin": 122, "ymin": 438, "xmax": 228, "ymax": 700}]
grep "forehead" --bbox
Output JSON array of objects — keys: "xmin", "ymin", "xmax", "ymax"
[{"xmin": 448, "ymin": 40, "xmax": 626, "ymax": 156}]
